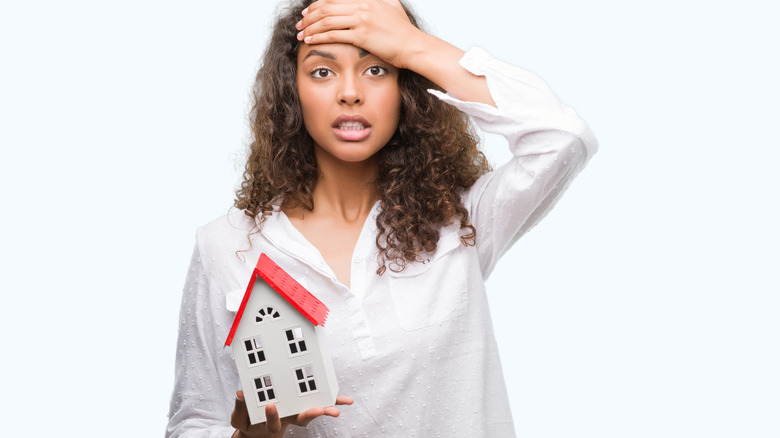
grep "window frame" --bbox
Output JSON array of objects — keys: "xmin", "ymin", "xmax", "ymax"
[
  {"xmin": 242, "ymin": 335, "xmax": 267, "ymax": 368},
  {"xmin": 284, "ymin": 326, "xmax": 308, "ymax": 357},
  {"xmin": 293, "ymin": 365, "xmax": 319, "ymax": 396}
]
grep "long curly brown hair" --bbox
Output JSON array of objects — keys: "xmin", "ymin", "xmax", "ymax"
[{"xmin": 234, "ymin": 0, "xmax": 491, "ymax": 273}]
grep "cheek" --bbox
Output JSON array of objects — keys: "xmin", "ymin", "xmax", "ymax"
[
  {"xmin": 388, "ymin": 90, "xmax": 402, "ymax": 126},
  {"xmin": 297, "ymin": 85, "xmax": 321, "ymax": 132}
]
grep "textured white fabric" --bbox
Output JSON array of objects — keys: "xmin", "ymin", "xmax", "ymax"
[{"xmin": 166, "ymin": 47, "xmax": 597, "ymax": 438}]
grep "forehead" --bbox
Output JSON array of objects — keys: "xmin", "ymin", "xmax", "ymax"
[{"xmin": 297, "ymin": 43, "xmax": 373, "ymax": 63}]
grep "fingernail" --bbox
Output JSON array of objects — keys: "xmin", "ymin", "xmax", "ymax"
[
  {"xmin": 295, "ymin": 20, "xmax": 302, "ymax": 30},
  {"xmin": 304, "ymin": 36, "xmax": 312, "ymax": 44},
  {"xmin": 302, "ymin": 7, "xmax": 309, "ymax": 16},
  {"xmin": 297, "ymin": 31, "xmax": 304, "ymax": 41}
]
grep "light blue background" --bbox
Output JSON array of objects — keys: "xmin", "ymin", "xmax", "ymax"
[{"xmin": 1, "ymin": 1, "xmax": 777, "ymax": 436}]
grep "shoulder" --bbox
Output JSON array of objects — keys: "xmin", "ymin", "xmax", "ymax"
[
  {"xmin": 194, "ymin": 210, "xmax": 258, "ymax": 259},
  {"xmin": 191, "ymin": 210, "xmax": 263, "ymax": 297}
]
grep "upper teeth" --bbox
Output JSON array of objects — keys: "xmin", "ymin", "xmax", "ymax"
[{"xmin": 338, "ymin": 121, "xmax": 364, "ymax": 130}]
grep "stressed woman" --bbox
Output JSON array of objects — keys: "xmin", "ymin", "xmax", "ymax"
[{"xmin": 165, "ymin": 1, "xmax": 597, "ymax": 437}]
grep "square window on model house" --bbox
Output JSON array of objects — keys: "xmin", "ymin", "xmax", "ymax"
[
  {"xmin": 243, "ymin": 336, "xmax": 267, "ymax": 367},
  {"xmin": 285, "ymin": 327, "xmax": 308, "ymax": 355},
  {"xmin": 294, "ymin": 365, "xmax": 318, "ymax": 395},
  {"xmin": 253, "ymin": 375, "xmax": 277, "ymax": 405}
]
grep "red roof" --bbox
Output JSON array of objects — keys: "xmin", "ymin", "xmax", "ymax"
[{"xmin": 225, "ymin": 253, "xmax": 330, "ymax": 347}]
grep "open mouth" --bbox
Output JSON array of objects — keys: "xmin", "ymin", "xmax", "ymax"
[
  {"xmin": 336, "ymin": 121, "xmax": 366, "ymax": 130},
  {"xmin": 332, "ymin": 115, "xmax": 372, "ymax": 141}
]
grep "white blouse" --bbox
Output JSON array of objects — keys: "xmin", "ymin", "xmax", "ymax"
[{"xmin": 166, "ymin": 46, "xmax": 598, "ymax": 438}]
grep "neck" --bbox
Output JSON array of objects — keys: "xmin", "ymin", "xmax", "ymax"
[{"xmin": 288, "ymin": 147, "xmax": 380, "ymax": 223}]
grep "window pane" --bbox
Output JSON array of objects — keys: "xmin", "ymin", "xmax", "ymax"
[
  {"xmin": 309, "ymin": 380, "xmax": 317, "ymax": 391},
  {"xmin": 248, "ymin": 353, "xmax": 257, "ymax": 364},
  {"xmin": 299, "ymin": 341, "xmax": 307, "ymax": 352},
  {"xmin": 264, "ymin": 376, "xmax": 272, "ymax": 387},
  {"xmin": 304, "ymin": 366, "xmax": 313, "ymax": 377},
  {"xmin": 244, "ymin": 340, "xmax": 253, "ymax": 351},
  {"xmin": 299, "ymin": 382, "xmax": 308, "ymax": 393},
  {"xmin": 258, "ymin": 351, "xmax": 266, "ymax": 362},
  {"xmin": 286, "ymin": 330, "xmax": 294, "ymax": 341},
  {"xmin": 258, "ymin": 391, "xmax": 266, "ymax": 402},
  {"xmin": 255, "ymin": 378, "xmax": 263, "ymax": 389},
  {"xmin": 289, "ymin": 343, "xmax": 298, "ymax": 354},
  {"xmin": 267, "ymin": 388, "xmax": 275, "ymax": 400},
  {"xmin": 296, "ymin": 369, "xmax": 304, "ymax": 380},
  {"xmin": 253, "ymin": 338, "xmax": 262, "ymax": 349},
  {"xmin": 293, "ymin": 327, "xmax": 303, "ymax": 339},
  {"xmin": 259, "ymin": 308, "xmax": 266, "ymax": 316}
]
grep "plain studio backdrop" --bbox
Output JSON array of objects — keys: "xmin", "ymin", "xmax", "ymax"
[{"xmin": 1, "ymin": 0, "xmax": 777, "ymax": 436}]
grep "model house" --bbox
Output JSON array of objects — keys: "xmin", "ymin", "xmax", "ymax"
[{"xmin": 225, "ymin": 253, "xmax": 338, "ymax": 424}]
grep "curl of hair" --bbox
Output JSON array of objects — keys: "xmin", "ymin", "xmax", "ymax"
[{"xmin": 234, "ymin": 0, "xmax": 491, "ymax": 274}]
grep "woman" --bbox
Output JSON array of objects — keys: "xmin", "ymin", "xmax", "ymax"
[{"xmin": 166, "ymin": 0, "xmax": 597, "ymax": 437}]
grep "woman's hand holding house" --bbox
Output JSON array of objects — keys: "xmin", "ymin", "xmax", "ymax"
[{"xmin": 231, "ymin": 390, "xmax": 354, "ymax": 437}]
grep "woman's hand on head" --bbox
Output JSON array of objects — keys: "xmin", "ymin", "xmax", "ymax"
[
  {"xmin": 296, "ymin": 0, "xmax": 424, "ymax": 68},
  {"xmin": 231, "ymin": 390, "xmax": 354, "ymax": 438},
  {"xmin": 297, "ymin": 0, "xmax": 496, "ymax": 105}
]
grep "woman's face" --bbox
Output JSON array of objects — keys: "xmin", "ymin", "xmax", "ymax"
[{"xmin": 296, "ymin": 43, "xmax": 401, "ymax": 165}]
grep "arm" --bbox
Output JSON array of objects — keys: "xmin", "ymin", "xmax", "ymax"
[
  {"xmin": 431, "ymin": 47, "xmax": 598, "ymax": 276},
  {"xmin": 166, "ymin": 239, "xmax": 239, "ymax": 438},
  {"xmin": 298, "ymin": 0, "xmax": 598, "ymax": 276}
]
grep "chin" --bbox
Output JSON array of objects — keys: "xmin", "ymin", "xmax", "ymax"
[{"xmin": 315, "ymin": 141, "xmax": 384, "ymax": 166}]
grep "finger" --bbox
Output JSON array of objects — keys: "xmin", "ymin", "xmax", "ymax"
[
  {"xmin": 322, "ymin": 406, "xmax": 342, "ymax": 417},
  {"xmin": 294, "ymin": 407, "xmax": 326, "ymax": 427},
  {"xmin": 335, "ymin": 395, "xmax": 354, "ymax": 405},
  {"xmin": 304, "ymin": 0, "xmax": 358, "ymax": 18},
  {"xmin": 298, "ymin": 16, "xmax": 361, "ymax": 42},
  {"xmin": 301, "ymin": 29, "xmax": 360, "ymax": 46},
  {"xmin": 298, "ymin": 2, "xmax": 358, "ymax": 30},
  {"xmin": 265, "ymin": 403, "xmax": 283, "ymax": 433},
  {"xmin": 231, "ymin": 391, "xmax": 251, "ymax": 430}
]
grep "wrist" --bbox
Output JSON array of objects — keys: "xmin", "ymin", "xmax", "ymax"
[{"xmin": 396, "ymin": 28, "xmax": 437, "ymax": 70}]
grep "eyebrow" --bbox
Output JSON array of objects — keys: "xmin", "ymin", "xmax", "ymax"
[{"xmin": 302, "ymin": 48, "xmax": 372, "ymax": 60}]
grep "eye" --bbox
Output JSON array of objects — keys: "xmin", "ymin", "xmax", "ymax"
[
  {"xmin": 310, "ymin": 68, "xmax": 333, "ymax": 79},
  {"xmin": 365, "ymin": 65, "xmax": 387, "ymax": 77}
]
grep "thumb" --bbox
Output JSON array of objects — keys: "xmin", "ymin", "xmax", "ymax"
[{"xmin": 231, "ymin": 390, "xmax": 250, "ymax": 430}]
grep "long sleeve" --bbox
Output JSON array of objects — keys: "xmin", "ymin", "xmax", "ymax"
[
  {"xmin": 429, "ymin": 47, "xmax": 598, "ymax": 278},
  {"xmin": 166, "ymin": 235, "xmax": 240, "ymax": 438}
]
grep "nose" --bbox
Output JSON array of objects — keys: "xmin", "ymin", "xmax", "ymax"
[{"xmin": 337, "ymin": 73, "xmax": 363, "ymax": 105}]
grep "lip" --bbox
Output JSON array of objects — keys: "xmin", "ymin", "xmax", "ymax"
[{"xmin": 332, "ymin": 114, "xmax": 372, "ymax": 142}]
